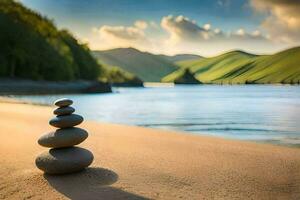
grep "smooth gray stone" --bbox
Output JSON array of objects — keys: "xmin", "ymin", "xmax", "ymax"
[
  {"xmin": 38, "ymin": 128, "xmax": 88, "ymax": 148},
  {"xmin": 49, "ymin": 114, "xmax": 83, "ymax": 128},
  {"xmin": 35, "ymin": 147, "xmax": 94, "ymax": 174},
  {"xmin": 53, "ymin": 106, "xmax": 75, "ymax": 116},
  {"xmin": 54, "ymin": 98, "xmax": 73, "ymax": 107}
]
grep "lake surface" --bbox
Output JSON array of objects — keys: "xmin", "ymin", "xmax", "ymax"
[{"xmin": 13, "ymin": 85, "xmax": 300, "ymax": 147}]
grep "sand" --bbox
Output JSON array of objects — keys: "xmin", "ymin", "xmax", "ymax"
[{"xmin": 0, "ymin": 102, "xmax": 300, "ymax": 200}]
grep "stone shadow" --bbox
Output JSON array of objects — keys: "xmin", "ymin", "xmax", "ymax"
[{"xmin": 44, "ymin": 167, "xmax": 149, "ymax": 200}]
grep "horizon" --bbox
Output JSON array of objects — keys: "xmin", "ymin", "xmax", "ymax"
[
  {"xmin": 20, "ymin": 0, "xmax": 300, "ymax": 56},
  {"xmin": 92, "ymin": 45, "xmax": 300, "ymax": 58}
]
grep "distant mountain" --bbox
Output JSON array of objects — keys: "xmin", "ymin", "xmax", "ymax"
[
  {"xmin": 164, "ymin": 48, "xmax": 300, "ymax": 84},
  {"xmin": 159, "ymin": 54, "xmax": 203, "ymax": 63},
  {"xmin": 92, "ymin": 48, "xmax": 178, "ymax": 82}
]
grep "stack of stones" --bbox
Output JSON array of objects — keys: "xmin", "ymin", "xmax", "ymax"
[{"xmin": 35, "ymin": 98, "xmax": 94, "ymax": 174}]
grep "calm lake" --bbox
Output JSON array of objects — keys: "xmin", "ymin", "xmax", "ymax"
[{"xmin": 13, "ymin": 85, "xmax": 300, "ymax": 147}]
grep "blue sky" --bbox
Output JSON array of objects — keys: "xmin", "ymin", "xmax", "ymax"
[{"xmin": 21, "ymin": 0, "xmax": 300, "ymax": 56}]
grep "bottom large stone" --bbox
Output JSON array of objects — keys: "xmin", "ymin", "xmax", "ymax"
[{"xmin": 35, "ymin": 147, "xmax": 94, "ymax": 174}]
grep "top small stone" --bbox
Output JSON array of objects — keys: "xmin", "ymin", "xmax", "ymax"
[{"xmin": 54, "ymin": 98, "xmax": 73, "ymax": 107}]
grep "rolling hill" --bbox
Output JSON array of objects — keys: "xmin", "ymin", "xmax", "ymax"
[
  {"xmin": 163, "ymin": 47, "xmax": 300, "ymax": 84},
  {"xmin": 92, "ymin": 48, "xmax": 179, "ymax": 82},
  {"xmin": 159, "ymin": 54, "xmax": 203, "ymax": 63}
]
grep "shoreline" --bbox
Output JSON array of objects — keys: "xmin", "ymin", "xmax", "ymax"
[
  {"xmin": 0, "ymin": 79, "xmax": 112, "ymax": 95},
  {"xmin": 0, "ymin": 101, "xmax": 300, "ymax": 199},
  {"xmin": 1, "ymin": 78, "xmax": 299, "ymax": 96}
]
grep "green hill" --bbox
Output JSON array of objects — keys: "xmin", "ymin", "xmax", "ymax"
[
  {"xmin": 92, "ymin": 48, "xmax": 178, "ymax": 82},
  {"xmin": 163, "ymin": 68, "xmax": 201, "ymax": 84},
  {"xmin": 164, "ymin": 48, "xmax": 300, "ymax": 84},
  {"xmin": 0, "ymin": 0, "xmax": 104, "ymax": 81},
  {"xmin": 159, "ymin": 54, "xmax": 203, "ymax": 63}
]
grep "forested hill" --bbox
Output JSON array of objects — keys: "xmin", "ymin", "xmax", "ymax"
[{"xmin": 0, "ymin": 0, "xmax": 102, "ymax": 81}]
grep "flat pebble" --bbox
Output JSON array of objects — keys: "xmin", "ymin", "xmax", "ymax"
[
  {"xmin": 38, "ymin": 128, "xmax": 88, "ymax": 148},
  {"xmin": 49, "ymin": 114, "xmax": 83, "ymax": 128},
  {"xmin": 53, "ymin": 106, "xmax": 75, "ymax": 116},
  {"xmin": 35, "ymin": 147, "xmax": 94, "ymax": 174},
  {"xmin": 54, "ymin": 98, "xmax": 73, "ymax": 107}
]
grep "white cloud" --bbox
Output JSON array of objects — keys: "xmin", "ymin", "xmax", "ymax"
[
  {"xmin": 89, "ymin": 22, "xmax": 155, "ymax": 52},
  {"xmin": 88, "ymin": 15, "xmax": 292, "ymax": 56},
  {"xmin": 252, "ymin": 30, "xmax": 261, "ymax": 37},
  {"xmin": 159, "ymin": 15, "xmax": 279, "ymax": 55},
  {"xmin": 91, "ymin": 27, "xmax": 98, "ymax": 33},
  {"xmin": 134, "ymin": 20, "xmax": 148, "ymax": 30},
  {"xmin": 250, "ymin": 0, "xmax": 300, "ymax": 43},
  {"xmin": 161, "ymin": 15, "xmax": 217, "ymax": 44},
  {"xmin": 161, "ymin": 15, "xmax": 267, "ymax": 44},
  {"xmin": 214, "ymin": 28, "xmax": 221, "ymax": 34},
  {"xmin": 236, "ymin": 28, "xmax": 245, "ymax": 36},
  {"xmin": 149, "ymin": 21, "xmax": 159, "ymax": 29},
  {"xmin": 203, "ymin": 23, "xmax": 211, "ymax": 31},
  {"xmin": 98, "ymin": 25, "xmax": 145, "ymax": 41}
]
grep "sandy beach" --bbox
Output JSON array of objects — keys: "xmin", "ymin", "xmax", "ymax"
[{"xmin": 0, "ymin": 101, "xmax": 300, "ymax": 200}]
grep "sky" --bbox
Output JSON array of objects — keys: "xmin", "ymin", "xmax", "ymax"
[{"xmin": 20, "ymin": 0, "xmax": 300, "ymax": 56}]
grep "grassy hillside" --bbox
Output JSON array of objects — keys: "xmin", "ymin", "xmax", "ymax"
[
  {"xmin": 0, "ymin": 0, "xmax": 103, "ymax": 81},
  {"xmin": 165, "ymin": 48, "xmax": 300, "ymax": 84},
  {"xmin": 163, "ymin": 68, "xmax": 201, "ymax": 84},
  {"xmin": 92, "ymin": 48, "xmax": 178, "ymax": 82},
  {"xmin": 159, "ymin": 54, "xmax": 203, "ymax": 63}
]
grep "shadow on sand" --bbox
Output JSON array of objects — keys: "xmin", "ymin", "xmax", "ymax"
[{"xmin": 44, "ymin": 167, "xmax": 149, "ymax": 200}]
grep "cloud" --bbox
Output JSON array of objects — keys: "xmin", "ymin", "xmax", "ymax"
[
  {"xmin": 250, "ymin": 0, "xmax": 300, "ymax": 43},
  {"xmin": 203, "ymin": 23, "xmax": 211, "ymax": 31},
  {"xmin": 134, "ymin": 20, "xmax": 148, "ymax": 29},
  {"xmin": 98, "ymin": 25, "xmax": 145, "ymax": 41},
  {"xmin": 161, "ymin": 15, "xmax": 267, "ymax": 44},
  {"xmin": 159, "ymin": 15, "xmax": 278, "ymax": 55},
  {"xmin": 88, "ymin": 15, "xmax": 291, "ymax": 56},
  {"xmin": 149, "ymin": 21, "xmax": 159, "ymax": 29},
  {"xmin": 231, "ymin": 29, "xmax": 266, "ymax": 41},
  {"xmin": 161, "ymin": 15, "xmax": 208, "ymax": 43},
  {"xmin": 90, "ymin": 22, "xmax": 154, "ymax": 52}
]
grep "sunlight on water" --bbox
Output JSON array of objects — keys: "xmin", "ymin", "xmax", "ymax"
[{"xmin": 13, "ymin": 85, "xmax": 300, "ymax": 147}]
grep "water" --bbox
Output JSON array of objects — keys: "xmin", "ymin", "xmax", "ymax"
[{"xmin": 13, "ymin": 85, "xmax": 300, "ymax": 147}]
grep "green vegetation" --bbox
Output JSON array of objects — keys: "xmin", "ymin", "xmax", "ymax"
[
  {"xmin": 0, "ymin": 0, "xmax": 137, "ymax": 85},
  {"xmin": 159, "ymin": 54, "xmax": 203, "ymax": 63},
  {"xmin": 163, "ymin": 68, "xmax": 200, "ymax": 84},
  {"xmin": 92, "ymin": 48, "xmax": 178, "ymax": 82},
  {"xmin": 0, "ymin": 0, "xmax": 103, "ymax": 81},
  {"xmin": 164, "ymin": 48, "xmax": 300, "ymax": 84},
  {"xmin": 94, "ymin": 46, "xmax": 300, "ymax": 84},
  {"xmin": 99, "ymin": 65, "xmax": 142, "ymax": 85}
]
